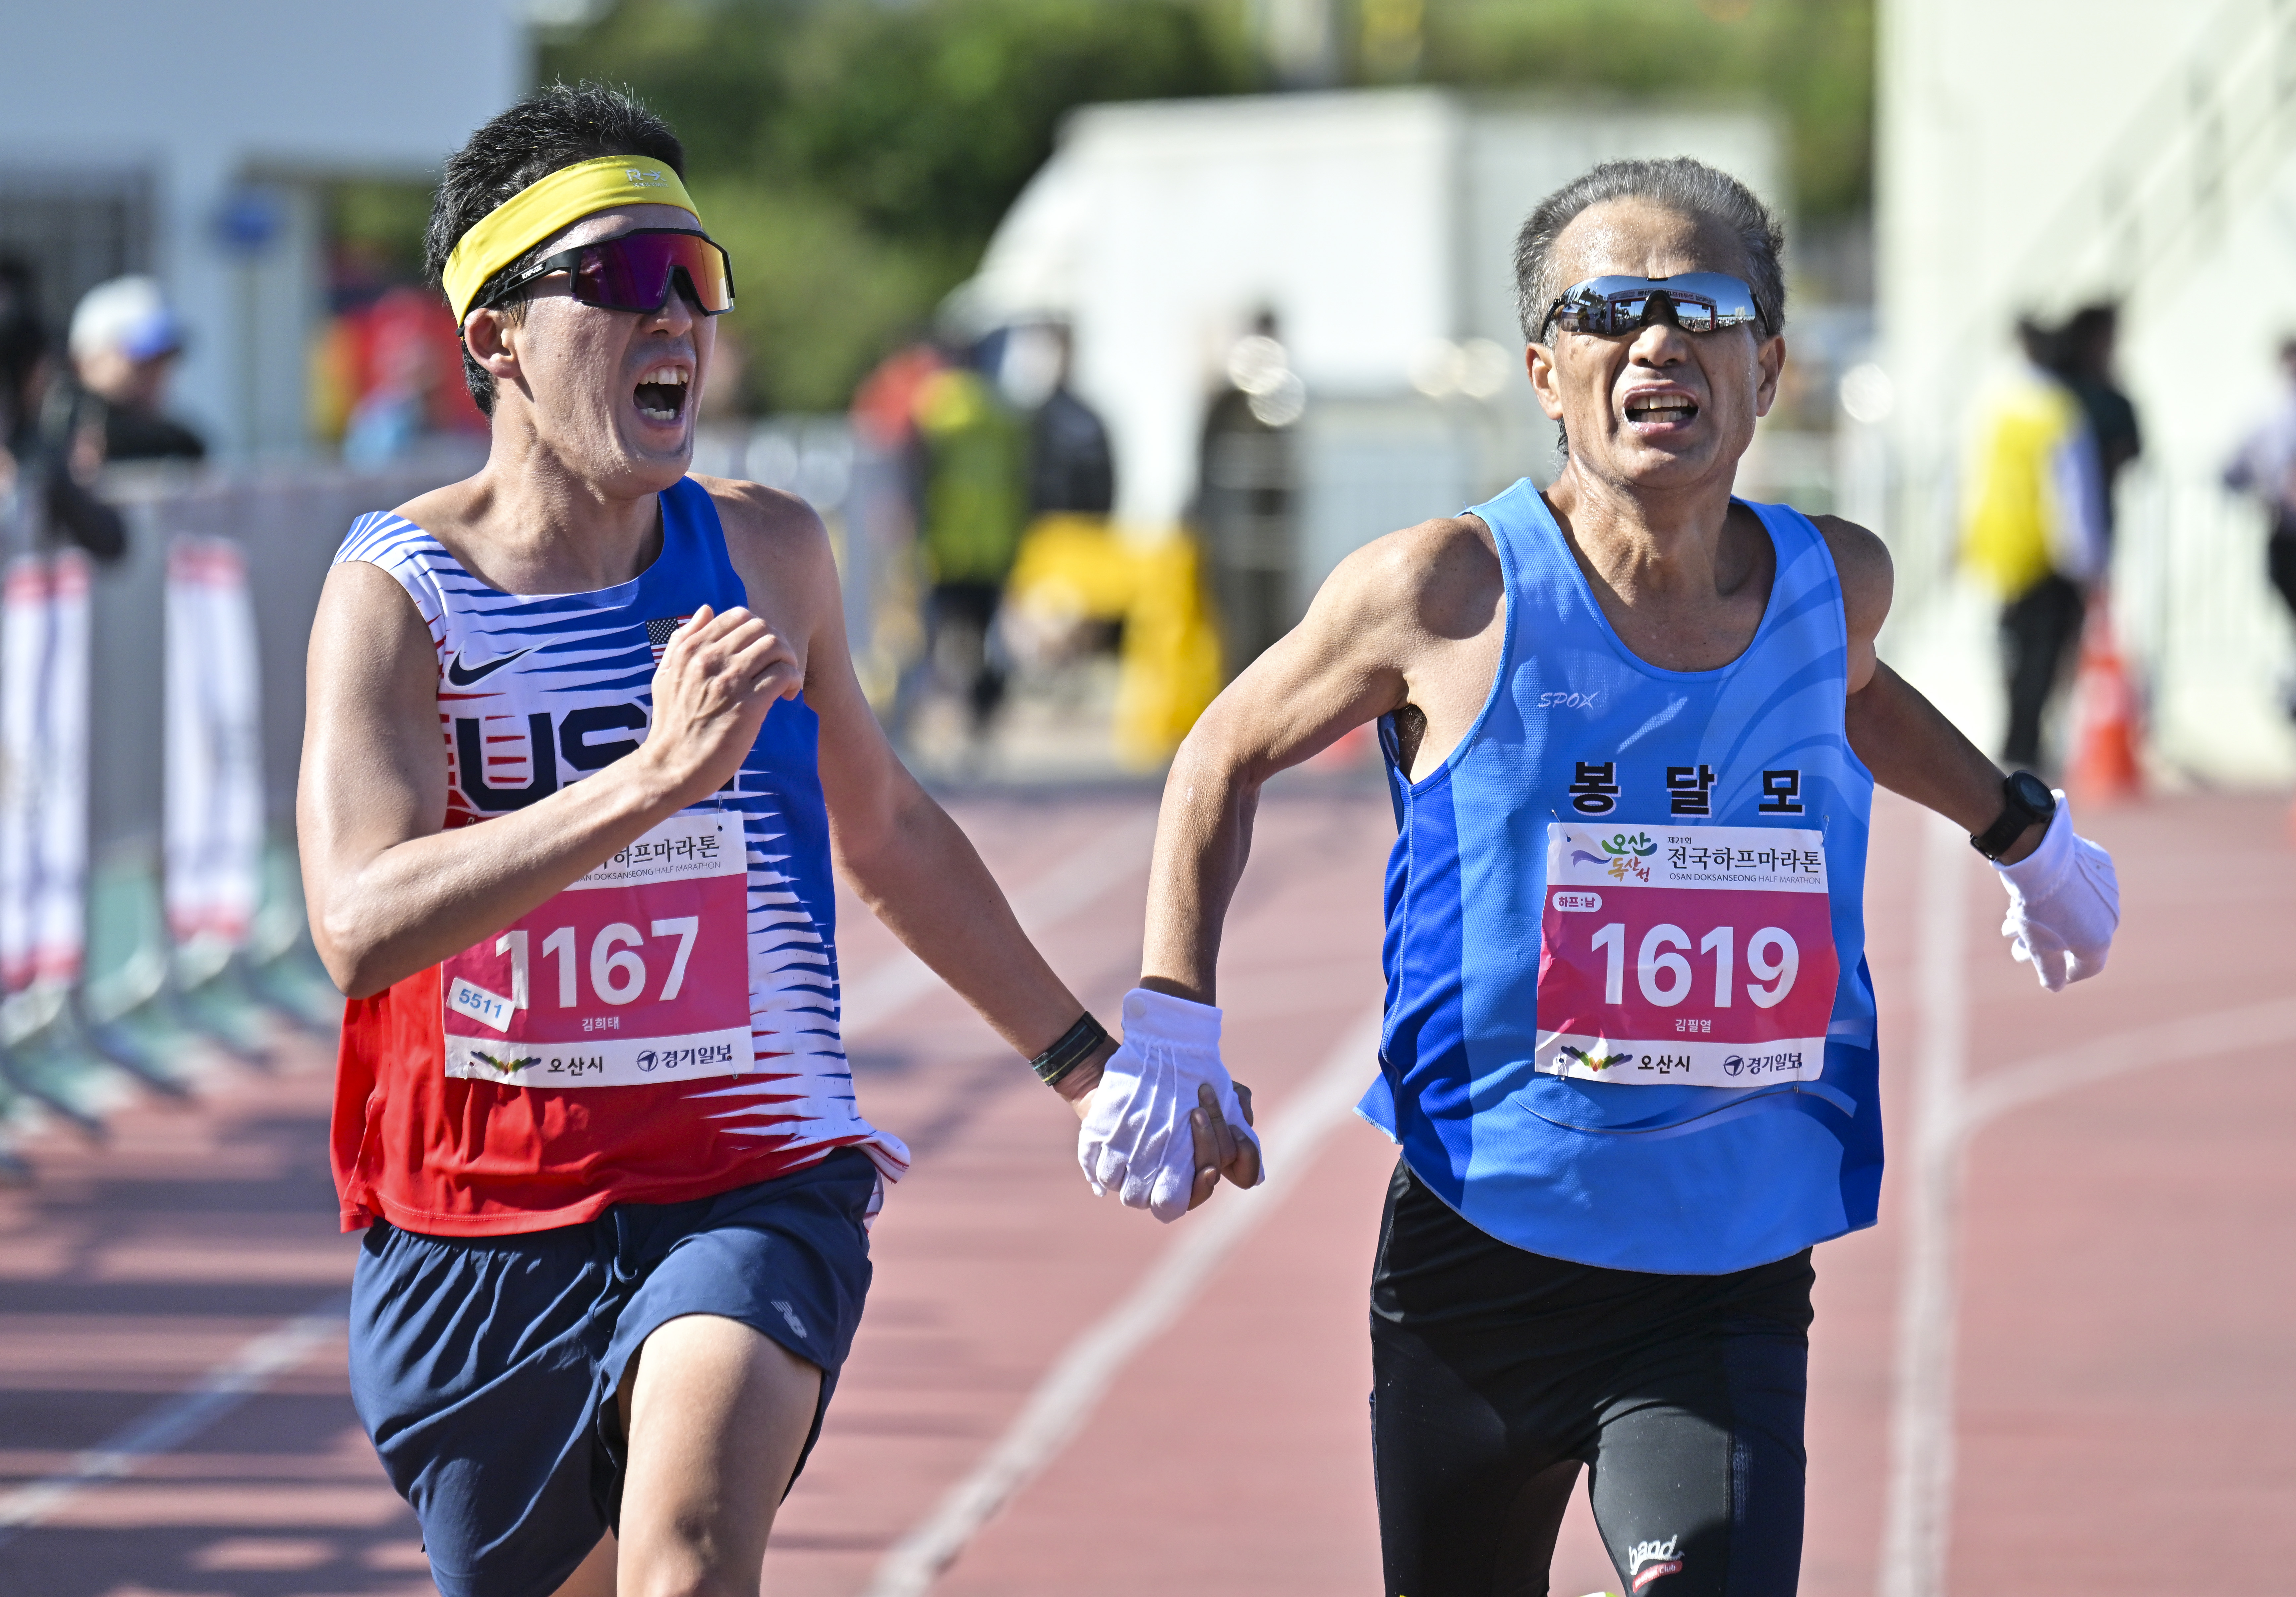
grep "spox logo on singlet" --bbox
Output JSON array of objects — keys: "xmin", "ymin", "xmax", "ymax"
[{"xmin": 1628, "ymin": 1536, "xmax": 1684, "ymax": 1590}]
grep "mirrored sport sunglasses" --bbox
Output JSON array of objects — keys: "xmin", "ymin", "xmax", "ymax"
[
  {"xmin": 1541, "ymin": 272, "xmax": 1761, "ymax": 338},
  {"xmin": 480, "ymin": 228, "xmax": 735, "ymax": 317}
]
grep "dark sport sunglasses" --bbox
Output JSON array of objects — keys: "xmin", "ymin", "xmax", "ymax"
[
  {"xmin": 1541, "ymin": 273, "xmax": 1761, "ymax": 339},
  {"xmin": 479, "ymin": 229, "xmax": 735, "ymax": 317}
]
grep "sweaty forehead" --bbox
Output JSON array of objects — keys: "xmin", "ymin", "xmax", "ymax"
[{"xmin": 1550, "ymin": 198, "xmax": 1748, "ymax": 286}]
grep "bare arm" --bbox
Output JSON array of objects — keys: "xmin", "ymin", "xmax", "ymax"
[
  {"xmin": 1101, "ymin": 522, "xmax": 1462, "ymax": 1214},
  {"xmin": 295, "ymin": 563, "xmax": 797, "ymax": 998},
  {"xmin": 1846, "ymin": 662, "xmax": 2040, "ymax": 859},
  {"xmin": 1141, "ymin": 523, "xmax": 1491, "ymax": 1002},
  {"xmin": 707, "ymin": 481, "xmax": 1115, "ymax": 1105},
  {"xmin": 1816, "ymin": 515, "xmax": 2044, "ymax": 863}
]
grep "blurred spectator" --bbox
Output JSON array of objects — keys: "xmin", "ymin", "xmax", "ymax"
[
  {"xmin": 312, "ymin": 285, "xmax": 485, "ymax": 464},
  {"xmin": 1005, "ymin": 323, "xmax": 1114, "ymax": 518},
  {"xmin": 911, "ymin": 359, "xmax": 1028, "ymax": 736},
  {"xmin": 1197, "ymin": 313, "xmax": 1302, "ymax": 676},
  {"xmin": 849, "ymin": 342, "xmax": 943, "ymax": 455},
  {"xmin": 2050, "ymin": 304, "xmax": 2141, "ymax": 547},
  {"xmin": 2224, "ymin": 335, "xmax": 2296, "ymax": 659},
  {"xmin": 0, "ymin": 257, "xmax": 127, "ymax": 563},
  {"xmin": 57, "ymin": 275, "xmax": 205, "ymax": 464},
  {"xmin": 1961, "ymin": 319, "xmax": 2106, "ymax": 771},
  {"xmin": 844, "ymin": 341, "xmax": 944, "ymax": 715},
  {"xmin": 0, "ymin": 255, "xmax": 46, "ymax": 518},
  {"xmin": 0, "ymin": 256, "xmax": 42, "ymax": 437}
]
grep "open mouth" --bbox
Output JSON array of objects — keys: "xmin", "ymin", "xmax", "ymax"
[
  {"xmin": 1624, "ymin": 392, "xmax": 1697, "ymax": 425},
  {"xmin": 635, "ymin": 364, "xmax": 690, "ymax": 425}
]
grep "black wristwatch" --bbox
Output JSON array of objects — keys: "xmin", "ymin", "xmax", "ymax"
[{"xmin": 1969, "ymin": 771, "xmax": 2057, "ymax": 860}]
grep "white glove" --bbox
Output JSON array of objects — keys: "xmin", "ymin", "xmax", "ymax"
[
  {"xmin": 1992, "ymin": 794, "xmax": 2119, "ymax": 991},
  {"xmin": 1078, "ymin": 989, "xmax": 1263, "ymax": 1223}
]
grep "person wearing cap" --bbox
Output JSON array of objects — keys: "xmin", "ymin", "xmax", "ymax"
[
  {"xmin": 297, "ymin": 83, "xmax": 1263, "ymax": 1597},
  {"xmin": 61, "ymin": 273, "xmax": 204, "ymax": 464}
]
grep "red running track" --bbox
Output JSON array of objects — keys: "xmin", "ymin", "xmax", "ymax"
[{"xmin": 0, "ymin": 782, "xmax": 2290, "ymax": 1596}]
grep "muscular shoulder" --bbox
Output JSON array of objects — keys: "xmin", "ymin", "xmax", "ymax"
[
  {"xmin": 1318, "ymin": 514, "xmax": 1501, "ymax": 644},
  {"xmin": 694, "ymin": 475, "xmax": 843, "ymax": 657},
  {"xmin": 305, "ymin": 558, "xmax": 446, "ymax": 750},
  {"xmin": 1809, "ymin": 514, "xmax": 1892, "ymax": 647},
  {"xmin": 696, "ymin": 476, "xmax": 837, "ymax": 592},
  {"xmin": 696, "ymin": 475, "xmax": 831, "ymax": 560}
]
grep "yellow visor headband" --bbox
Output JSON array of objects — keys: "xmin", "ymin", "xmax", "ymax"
[{"xmin": 442, "ymin": 154, "xmax": 703, "ymax": 323}]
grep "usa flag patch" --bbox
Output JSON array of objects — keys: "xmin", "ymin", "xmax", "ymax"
[{"xmin": 646, "ymin": 615, "xmax": 692, "ymax": 661}]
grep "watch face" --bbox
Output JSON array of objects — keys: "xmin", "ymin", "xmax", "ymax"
[{"xmin": 2007, "ymin": 770, "xmax": 2057, "ymax": 816}]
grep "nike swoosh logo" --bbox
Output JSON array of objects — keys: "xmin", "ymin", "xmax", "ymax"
[{"xmin": 444, "ymin": 647, "xmax": 534, "ymax": 686}]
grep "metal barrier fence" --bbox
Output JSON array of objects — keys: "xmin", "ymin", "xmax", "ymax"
[
  {"xmin": 2113, "ymin": 467, "xmax": 2296, "ymax": 785},
  {"xmin": 1879, "ymin": 459, "xmax": 2296, "ymax": 789},
  {"xmin": 0, "ymin": 447, "xmax": 481, "ymax": 1157}
]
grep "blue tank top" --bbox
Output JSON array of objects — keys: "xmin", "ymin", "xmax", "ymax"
[{"xmin": 1357, "ymin": 478, "xmax": 1880, "ymax": 1274}]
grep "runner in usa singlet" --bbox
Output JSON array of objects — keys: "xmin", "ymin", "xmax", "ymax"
[
  {"xmin": 1359, "ymin": 477, "xmax": 1879, "ymax": 1275},
  {"xmin": 329, "ymin": 477, "xmax": 908, "ymax": 1236}
]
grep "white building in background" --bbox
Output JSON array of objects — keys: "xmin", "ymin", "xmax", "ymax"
[
  {"xmin": 0, "ymin": 0, "xmax": 527, "ymax": 460},
  {"xmin": 948, "ymin": 89, "xmax": 1782, "ymax": 606},
  {"xmin": 1878, "ymin": 0, "xmax": 2296, "ymax": 783}
]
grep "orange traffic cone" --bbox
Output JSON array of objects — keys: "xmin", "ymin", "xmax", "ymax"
[{"xmin": 2067, "ymin": 589, "xmax": 2142, "ymax": 804}]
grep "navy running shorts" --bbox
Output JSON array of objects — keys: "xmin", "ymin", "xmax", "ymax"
[{"xmin": 347, "ymin": 1148, "xmax": 878, "ymax": 1597}]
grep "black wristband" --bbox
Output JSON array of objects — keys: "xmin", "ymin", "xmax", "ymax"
[{"xmin": 1029, "ymin": 1012, "xmax": 1110, "ymax": 1088}]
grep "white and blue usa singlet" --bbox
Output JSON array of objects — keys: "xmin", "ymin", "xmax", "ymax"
[
  {"xmin": 328, "ymin": 477, "xmax": 907, "ymax": 1236},
  {"xmin": 1358, "ymin": 478, "xmax": 1880, "ymax": 1275}
]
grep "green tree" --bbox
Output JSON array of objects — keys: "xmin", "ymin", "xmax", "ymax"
[
  {"xmin": 540, "ymin": 0, "xmax": 1246, "ymax": 411},
  {"xmin": 776, "ymin": 0, "xmax": 1244, "ymax": 250},
  {"xmin": 536, "ymin": 0, "xmax": 1872, "ymax": 412},
  {"xmin": 1419, "ymin": 0, "xmax": 1873, "ymax": 223}
]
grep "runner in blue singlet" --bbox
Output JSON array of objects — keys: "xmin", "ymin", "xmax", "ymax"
[{"xmin": 1083, "ymin": 158, "xmax": 2123, "ymax": 1595}]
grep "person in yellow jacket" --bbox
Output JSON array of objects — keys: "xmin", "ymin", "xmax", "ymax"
[
  {"xmin": 1961, "ymin": 320, "xmax": 2106, "ymax": 770},
  {"xmin": 910, "ymin": 362, "xmax": 1027, "ymax": 739}
]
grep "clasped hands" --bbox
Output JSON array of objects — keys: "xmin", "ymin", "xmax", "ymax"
[{"xmin": 1074, "ymin": 987, "xmax": 1263, "ymax": 1223}]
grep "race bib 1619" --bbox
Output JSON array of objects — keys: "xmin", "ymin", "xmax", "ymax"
[{"xmin": 1534, "ymin": 822, "xmax": 1837, "ymax": 1088}]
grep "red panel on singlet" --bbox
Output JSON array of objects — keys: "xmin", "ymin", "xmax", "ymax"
[{"xmin": 332, "ymin": 967, "xmax": 834, "ymax": 1234}]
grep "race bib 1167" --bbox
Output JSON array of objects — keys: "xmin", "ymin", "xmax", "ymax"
[
  {"xmin": 1534, "ymin": 822, "xmax": 1837, "ymax": 1088},
  {"xmin": 440, "ymin": 811, "xmax": 753, "ymax": 1088}
]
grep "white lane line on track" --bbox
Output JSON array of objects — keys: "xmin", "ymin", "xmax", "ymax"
[
  {"xmin": 839, "ymin": 811, "xmax": 1158, "ymax": 1036},
  {"xmin": 0, "ymin": 1292, "xmax": 350, "ymax": 1545},
  {"xmin": 1876, "ymin": 832, "xmax": 2296, "ymax": 1597},
  {"xmin": 861, "ymin": 1006, "xmax": 1388, "ymax": 1597},
  {"xmin": 1957, "ymin": 994, "xmax": 2296, "ymax": 1133},
  {"xmin": 1879, "ymin": 811, "xmax": 1970, "ymax": 1597}
]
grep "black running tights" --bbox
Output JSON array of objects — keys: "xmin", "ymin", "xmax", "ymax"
[{"xmin": 1370, "ymin": 1168, "xmax": 1810, "ymax": 1596}]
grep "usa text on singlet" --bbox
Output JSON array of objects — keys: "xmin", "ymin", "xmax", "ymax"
[
  {"xmin": 1359, "ymin": 479, "xmax": 1879, "ymax": 1275},
  {"xmin": 329, "ymin": 478, "xmax": 908, "ymax": 1236}
]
